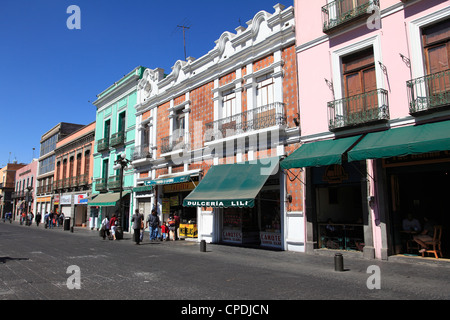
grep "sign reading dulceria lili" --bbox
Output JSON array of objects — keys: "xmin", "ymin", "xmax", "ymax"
[{"xmin": 183, "ymin": 199, "xmax": 254, "ymax": 208}]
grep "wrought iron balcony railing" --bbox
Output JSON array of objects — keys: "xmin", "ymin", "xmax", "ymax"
[
  {"xmin": 110, "ymin": 131, "xmax": 125, "ymax": 147},
  {"xmin": 94, "ymin": 178, "xmax": 108, "ymax": 192},
  {"xmin": 131, "ymin": 144, "xmax": 153, "ymax": 161},
  {"xmin": 77, "ymin": 173, "xmax": 89, "ymax": 186},
  {"xmin": 205, "ymin": 102, "xmax": 287, "ymax": 143},
  {"xmin": 328, "ymin": 88, "xmax": 389, "ymax": 130},
  {"xmin": 107, "ymin": 175, "xmax": 121, "ymax": 190},
  {"xmin": 322, "ymin": 0, "xmax": 378, "ymax": 33},
  {"xmin": 161, "ymin": 132, "xmax": 190, "ymax": 154},
  {"xmin": 97, "ymin": 138, "xmax": 109, "ymax": 152},
  {"xmin": 407, "ymin": 69, "xmax": 450, "ymax": 114}
]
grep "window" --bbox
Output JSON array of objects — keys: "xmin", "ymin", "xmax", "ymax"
[
  {"xmin": 76, "ymin": 154, "xmax": 82, "ymax": 177},
  {"xmin": 104, "ymin": 119, "xmax": 111, "ymax": 139},
  {"xmin": 69, "ymin": 156, "xmax": 74, "ymax": 178},
  {"xmin": 342, "ymin": 47, "xmax": 377, "ymax": 113},
  {"xmin": 84, "ymin": 150, "xmax": 90, "ymax": 176},
  {"xmin": 422, "ymin": 19, "xmax": 450, "ymax": 95},
  {"xmin": 222, "ymin": 89, "xmax": 236, "ymax": 118},
  {"xmin": 118, "ymin": 112, "xmax": 126, "ymax": 133},
  {"xmin": 256, "ymin": 74, "xmax": 274, "ymax": 108},
  {"xmin": 423, "ymin": 19, "xmax": 450, "ymax": 74},
  {"xmin": 173, "ymin": 109, "xmax": 185, "ymax": 140}
]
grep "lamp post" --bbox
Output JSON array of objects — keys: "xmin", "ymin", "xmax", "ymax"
[{"xmin": 113, "ymin": 153, "xmax": 132, "ymax": 240}]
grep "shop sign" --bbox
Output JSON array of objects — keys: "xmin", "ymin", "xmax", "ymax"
[
  {"xmin": 223, "ymin": 230, "xmax": 242, "ymax": 243},
  {"xmin": 323, "ymin": 164, "xmax": 349, "ymax": 184},
  {"xmin": 54, "ymin": 195, "xmax": 60, "ymax": 205},
  {"xmin": 162, "ymin": 198, "xmax": 170, "ymax": 215},
  {"xmin": 163, "ymin": 181, "xmax": 198, "ymax": 193},
  {"xmin": 383, "ymin": 151, "xmax": 450, "ymax": 167},
  {"xmin": 74, "ymin": 194, "xmax": 88, "ymax": 204},
  {"xmin": 184, "ymin": 200, "xmax": 254, "ymax": 208},
  {"xmin": 37, "ymin": 196, "xmax": 51, "ymax": 203},
  {"xmin": 260, "ymin": 232, "xmax": 282, "ymax": 248},
  {"xmin": 60, "ymin": 195, "xmax": 72, "ymax": 205}
]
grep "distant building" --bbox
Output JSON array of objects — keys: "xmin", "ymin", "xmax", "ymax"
[
  {"xmin": 12, "ymin": 159, "xmax": 38, "ymax": 221},
  {"xmin": 53, "ymin": 121, "xmax": 95, "ymax": 227},
  {"xmin": 0, "ymin": 162, "xmax": 26, "ymax": 219},
  {"xmin": 34, "ymin": 122, "xmax": 85, "ymax": 217}
]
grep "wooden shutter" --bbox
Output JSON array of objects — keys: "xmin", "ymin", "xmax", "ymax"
[{"xmin": 423, "ymin": 19, "xmax": 450, "ymax": 96}]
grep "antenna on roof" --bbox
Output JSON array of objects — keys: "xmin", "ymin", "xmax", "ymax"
[{"xmin": 177, "ymin": 24, "xmax": 190, "ymax": 61}]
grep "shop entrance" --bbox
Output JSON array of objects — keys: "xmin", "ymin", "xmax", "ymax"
[
  {"xmin": 220, "ymin": 174, "xmax": 282, "ymax": 249},
  {"xmin": 388, "ymin": 162, "xmax": 450, "ymax": 258},
  {"xmin": 311, "ymin": 163, "xmax": 365, "ymax": 252}
]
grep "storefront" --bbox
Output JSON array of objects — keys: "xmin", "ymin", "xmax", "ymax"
[
  {"xmin": 36, "ymin": 196, "xmax": 52, "ymax": 215},
  {"xmin": 383, "ymin": 155, "xmax": 450, "ymax": 257},
  {"xmin": 184, "ymin": 157, "xmax": 283, "ymax": 249},
  {"xmin": 74, "ymin": 193, "xmax": 88, "ymax": 227},
  {"xmin": 347, "ymin": 120, "xmax": 450, "ymax": 259},
  {"xmin": 87, "ymin": 191, "xmax": 130, "ymax": 231},
  {"xmin": 134, "ymin": 185, "xmax": 154, "ymax": 226},
  {"xmin": 281, "ymin": 135, "xmax": 372, "ymax": 255},
  {"xmin": 146, "ymin": 171, "xmax": 199, "ymax": 239}
]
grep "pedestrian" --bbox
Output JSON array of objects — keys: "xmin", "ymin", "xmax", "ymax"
[
  {"xmin": 146, "ymin": 209, "xmax": 160, "ymax": 241},
  {"xmin": 140, "ymin": 218, "xmax": 145, "ymax": 242},
  {"xmin": 110, "ymin": 214, "xmax": 118, "ymax": 240},
  {"xmin": 35, "ymin": 212, "xmax": 41, "ymax": 227},
  {"xmin": 167, "ymin": 214, "xmax": 176, "ymax": 241},
  {"xmin": 48, "ymin": 212, "xmax": 54, "ymax": 229},
  {"xmin": 101, "ymin": 216, "xmax": 110, "ymax": 240},
  {"xmin": 44, "ymin": 212, "xmax": 49, "ymax": 228},
  {"xmin": 161, "ymin": 222, "xmax": 169, "ymax": 241},
  {"xmin": 174, "ymin": 211, "xmax": 180, "ymax": 240},
  {"xmin": 131, "ymin": 209, "xmax": 144, "ymax": 245},
  {"xmin": 27, "ymin": 211, "xmax": 34, "ymax": 226}
]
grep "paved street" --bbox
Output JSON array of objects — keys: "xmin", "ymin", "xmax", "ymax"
[{"xmin": 1, "ymin": 221, "xmax": 449, "ymax": 304}]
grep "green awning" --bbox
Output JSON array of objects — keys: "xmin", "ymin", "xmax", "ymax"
[
  {"xmin": 280, "ymin": 135, "xmax": 362, "ymax": 169},
  {"xmin": 183, "ymin": 157, "xmax": 280, "ymax": 208},
  {"xmin": 347, "ymin": 121, "xmax": 450, "ymax": 162},
  {"xmin": 88, "ymin": 191, "xmax": 130, "ymax": 207},
  {"xmin": 144, "ymin": 173, "xmax": 191, "ymax": 186}
]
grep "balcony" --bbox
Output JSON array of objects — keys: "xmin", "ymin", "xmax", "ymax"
[
  {"xmin": 77, "ymin": 173, "xmax": 89, "ymax": 186},
  {"xmin": 161, "ymin": 132, "xmax": 190, "ymax": 154},
  {"xmin": 328, "ymin": 89, "xmax": 389, "ymax": 131},
  {"xmin": 94, "ymin": 178, "xmax": 108, "ymax": 192},
  {"xmin": 107, "ymin": 175, "xmax": 121, "ymax": 190},
  {"xmin": 132, "ymin": 144, "xmax": 153, "ymax": 161},
  {"xmin": 110, "ymin": 131, "xmax": 125, "ymax": 147},
  {"xmin": 322, "ymin": 0, "xmax": 378, "ymax": 34},
  {"xmin": 205, "ymin": 102, "xmax": 287, "ymax": 143},
  {"xmin": 97, "ymin": 138, "xmax": 109, "ymax": 152},
  {"xmin": 407, "ymin": 69, "xmax": 450, "ymax": 114}
]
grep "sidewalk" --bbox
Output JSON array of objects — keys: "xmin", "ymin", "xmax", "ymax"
[{"xmin": 60, "ymin": 224, "xmax": 450, "ymax": 268}]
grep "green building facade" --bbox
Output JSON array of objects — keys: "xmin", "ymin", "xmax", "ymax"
[{"xmin": 89, "ymin": 66, "xmax": 145, "ymax": 231}]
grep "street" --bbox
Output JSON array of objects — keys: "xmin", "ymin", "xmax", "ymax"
[{"xmin": 1, "ymin": 221, "xmax": 449, "ymax": 305}]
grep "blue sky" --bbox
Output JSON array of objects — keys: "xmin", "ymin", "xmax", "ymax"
[{"xmin": 0, "ymin": 0, "xmax": 292, "ymax": 167}]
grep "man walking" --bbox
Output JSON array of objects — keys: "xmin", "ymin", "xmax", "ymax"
[
  {"xmin": 131, "ymin": 209, "xmax": 144, "ymax": 245},
  {"xmin": 146, "ymin": 209, "xmax": 160, "ymax": 241}
]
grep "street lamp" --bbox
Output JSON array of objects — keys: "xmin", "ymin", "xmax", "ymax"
[{"xmin": 113, "ymin": 152, "xmax": 132, "ymax": 240}]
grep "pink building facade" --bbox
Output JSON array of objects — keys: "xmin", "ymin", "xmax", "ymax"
[
  {"xmin": 12, "ymin": 159, "xmax": 38, "ymax": 221},
  {"xmin": 291, "ymin": 0, "xmax": 450, "ymax": 259}
]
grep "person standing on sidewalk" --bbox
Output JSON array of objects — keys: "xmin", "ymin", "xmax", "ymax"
[
  {"xmin": 146, "ymin": 209, "xmax": 160, "ymax": 241},
  {"xmin": 131, "ymin": 209, "xmax": 144, "ymax": 245},
  {"xmin": 35, "ymin": 212, "xmax": 41, "ymax": 227}
]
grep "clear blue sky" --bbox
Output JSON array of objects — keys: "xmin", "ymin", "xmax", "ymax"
[{"xmin": 0, "ymin": 0, "xmax": 292, "ymax": 167}]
